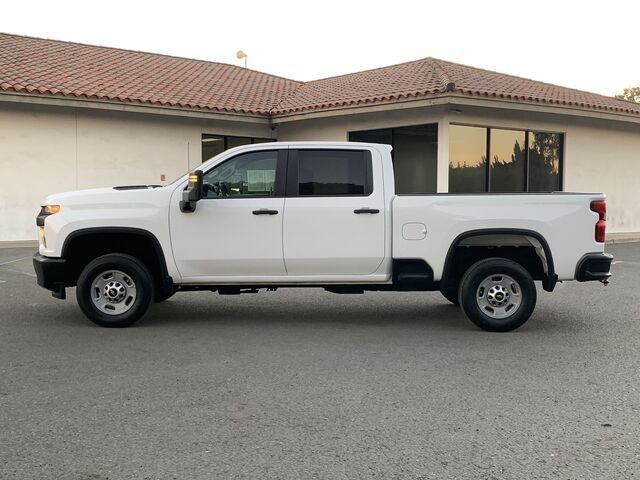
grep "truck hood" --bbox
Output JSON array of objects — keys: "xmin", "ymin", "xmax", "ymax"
[{"xmin": 42, "ymin": 185, "xmax": 169, "ymax": 209}]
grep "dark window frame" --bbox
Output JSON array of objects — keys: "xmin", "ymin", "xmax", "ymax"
[
  {"xmin": 286, "ymin": 149, "xmax": 374, "ymax": 198},
  {"xmin": 449, "ymin": 123, "xmax": 564, "ymax": 193},
  {"xmin": 200, "ymin": 149, "xmax": 288, "ymax": 199}
]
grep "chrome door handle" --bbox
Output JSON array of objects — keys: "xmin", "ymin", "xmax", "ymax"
[
  {"xmin": 252, "ymin": 209, "xmax": 279, "ymax": 215},
  {"xmin": 353, "ymin": 208, "xmax": 380, "ymax": 214}
]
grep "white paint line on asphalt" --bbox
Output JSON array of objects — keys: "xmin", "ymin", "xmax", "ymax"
[
  {"xmin": 0, "ymin": 256, "xmax": 31, "ymax": 266},
  {"xmin": 612, "ymin": 261, "xmax": 623, "ymax": 265},
  {"xmin": 0, "ymin": 266, "xmax": 36, "ymax": 278}
]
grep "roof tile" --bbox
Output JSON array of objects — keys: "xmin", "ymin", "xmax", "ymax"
[
  {"xmin": 0, "ymin": 33, "xmax": 301, "ymax": 115},
  {"xmin": 271, "ymin": 57, "xmax": 640, "ymax": 116},
  {"xmin": 1, "ymin": 33, "xmax": 638, "ymax": 118}
]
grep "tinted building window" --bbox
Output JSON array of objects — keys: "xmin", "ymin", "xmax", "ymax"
[
  {"xmin": 202, "ymin": 134, "xmax": 275, "ymax": 162},
  {"xmin": 490, "ymin": 129, "xmax": 526, "ymax": 192},
  {"xmin": 528, "ymin": 132, "xmax": 562, "ymax": 192},
  {"xmin": 202, "ymin": 135, "xmax": 226, "ymax": 161},
  {"xmin": 449, "ymin": 125, "xmax": 563, "ymax": 193},
  {"xmin": 349, "ymin": 124, "xmax": 437, "ymax": 194},
  {"xmin": 297, "ymin": 150, "xmax": 369, "ymax": 196},
  {"xmin": 349, "ymin": 128, "xmax": 392, "ymax": 146},
  {"xmin": 449, "ymin": 125, "xmax": 487, "ymax": 193}
]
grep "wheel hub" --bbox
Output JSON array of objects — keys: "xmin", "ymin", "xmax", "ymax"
[
  {"xmin": 476, "ymin": 274, "xmax": 522, "ymax": 320},
  {"xmin": 90, "ymin": 270, "xmax": 137, "ymax": 316},
  {"xmin": 486, "ymin": 284, "xmax": 509, "ymax": 307},
  {"xmin": 104, "ymin": 281, "xmax": 126, "ymax": 303}
]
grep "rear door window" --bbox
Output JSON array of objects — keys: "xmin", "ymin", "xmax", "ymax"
[{"xmin": 292, "ymin": 150, "xmax": 372, "ymax": 196}]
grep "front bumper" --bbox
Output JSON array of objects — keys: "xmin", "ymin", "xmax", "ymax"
[
  {"xmin": 575, "ymin": 253, "xmax": 613, "ymax": 283},
  {"xmin": 33, "ymin": 253, "xmax": 66, "ymax": 299}
]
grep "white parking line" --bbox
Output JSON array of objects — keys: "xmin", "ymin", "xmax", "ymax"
[
  {"xmin": 0, "ymin": 256, "xmax": 31, "ymax": 266},
  {"xmin": 0, "ymin": 266, "xmax": 36, "ymax": 278}
]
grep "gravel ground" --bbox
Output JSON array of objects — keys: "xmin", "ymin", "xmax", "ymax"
[{"xmin": 0, "ymin": 243, "xmax": 639, "ymax": 479}]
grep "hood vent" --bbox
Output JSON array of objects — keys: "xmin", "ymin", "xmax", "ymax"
[{"xmin": 113, "ymin": 185, "xmax": 162, "ymax": 191}]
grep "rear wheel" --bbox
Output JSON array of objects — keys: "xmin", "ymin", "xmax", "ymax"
[
  {"xmin": 76, "ymin": 254, "xmax": 154, "ymax": 328},
  {"xmin": 458, "ymin": 258, "xmax": 536, "ymax": 332}
]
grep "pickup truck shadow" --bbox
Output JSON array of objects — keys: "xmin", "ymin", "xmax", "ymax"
[
  {"xmin": 137, "ymin": 290, "xmax": 563, "ymax": 333},
  {"xmin": 141, "ymin": 292, "xmax": 478, "ymax": 331}
]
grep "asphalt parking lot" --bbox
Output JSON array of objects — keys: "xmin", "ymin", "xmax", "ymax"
[{"xmin": 1, "ymin": 244, "xmax": 639, "ymax": 479}]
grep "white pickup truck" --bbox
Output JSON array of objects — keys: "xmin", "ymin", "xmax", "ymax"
[{"xmin": 34, "ymin": 142, "xmax": 612, "ymax": 332}]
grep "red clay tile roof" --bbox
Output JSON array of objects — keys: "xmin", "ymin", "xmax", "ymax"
[
  {"xmin": 1, "ymin": 32, "xmax": 639, "ymax": 118},
  {"xmin": 0, "ymin": 33, "xmax": 301, "ymax": 115},
  {"xmin": 272, "ymin": 57, "xmax": 640, "ymax": 116}
]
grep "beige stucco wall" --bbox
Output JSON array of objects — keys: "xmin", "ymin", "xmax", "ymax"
[
  {"xmin": 0, "ymin": 102, "xmax": 271, "ymax": 241},
  {"xmin": 1, "ymin": 100, "xmax": 639, "ymax": 242},
  {"xmin": 278, "ymin": 105, "xmax": 640, "ymax": 235}
]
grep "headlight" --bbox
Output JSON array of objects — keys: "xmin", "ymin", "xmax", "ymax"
[
  {"xmin": 36, "ymin": 204, "xmax": 61, "ymax": 228},
  {"xmin": 41, "ymin": 205, "xmax": 61, "ymax": 215}
]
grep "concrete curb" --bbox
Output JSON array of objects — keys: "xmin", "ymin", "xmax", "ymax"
[
  {"xmin": 0, "ymin": 240, "xmax": 38, "ymax": 249},
  {"xmin": 606, "ymin": 233, "xmax": 640, "ymax": 244}
]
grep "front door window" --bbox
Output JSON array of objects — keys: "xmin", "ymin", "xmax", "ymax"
[{"xmin": 202, "ymin": 151, "xmax": 278, "ymax": 198}]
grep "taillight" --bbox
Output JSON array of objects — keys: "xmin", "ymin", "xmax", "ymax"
[{"xmin": 590, "ymin": 200, "xmax": 606, "ymax": 243}]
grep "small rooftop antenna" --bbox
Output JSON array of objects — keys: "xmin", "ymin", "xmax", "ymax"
[{"xmin": 236, "ymin": 50, "xmax": 248, "ymax": 68}]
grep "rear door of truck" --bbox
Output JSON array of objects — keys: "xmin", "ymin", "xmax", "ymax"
[{"xmin": 282, "ymin": 147, "xmax": 386, "ymax": 275}]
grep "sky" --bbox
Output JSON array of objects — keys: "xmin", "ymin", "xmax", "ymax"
[{"xmin": 1, "ymin": 0, "xmax": 638, "ymax": 97}]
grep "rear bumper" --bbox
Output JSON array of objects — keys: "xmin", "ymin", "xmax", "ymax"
[
  {"xmin": 575, "ymin": 253, "xmax": 613, "ymax": 283},
  {"xmin": 33, "ymin": 253, "xmax": 66, "ymax": 299}
]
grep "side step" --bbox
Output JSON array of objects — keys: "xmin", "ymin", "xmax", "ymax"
[{"xmin": 217, "ymin": 287, "xmax": 259, "ymax": 295}]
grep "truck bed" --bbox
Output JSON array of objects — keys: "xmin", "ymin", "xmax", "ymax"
[{"xmin": 392, "ymin": 193, "xmax": 606, "ymax": 281}]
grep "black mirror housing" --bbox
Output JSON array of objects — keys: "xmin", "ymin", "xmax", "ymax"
[{"xmin": 180, "ymin": 170, "xmax": 203, "ymax": 212}]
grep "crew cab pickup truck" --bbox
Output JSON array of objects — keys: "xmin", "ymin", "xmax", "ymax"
[{"xmin": 33, "ymin": 142, "xmax": 613, "ymax": 332}]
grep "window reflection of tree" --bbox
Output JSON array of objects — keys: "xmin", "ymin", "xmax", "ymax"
[
  {"xmin": 490, "ymin": 139, "xmax": 526, "ymax": 192},
  {"xmin": 449, "ymin": 155, "xmax": 487, "ymax": 193},
  {"xmin": 449, "ymin": 131, "xmax": 561, "ymax": 192},
  {"xmin": 529, "ymin": 133, "xmax": 561, "ymax": 191}
]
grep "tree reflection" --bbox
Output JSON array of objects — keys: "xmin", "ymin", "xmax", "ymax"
[
  {"xmin": 490, "ymin": 138, "xmax": 526, "ymax": 192},
  {"xmin": 449, "ymin": 130, "xmax": 561, "ymax": 192},
  {"xmin": 528, "ymin": 132, "xmax": 561, "ymax": 191},
  {"xmin": 449, "ymin": 154, "xmax": 487, "ymax": 193}
]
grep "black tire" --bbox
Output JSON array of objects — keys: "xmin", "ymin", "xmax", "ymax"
[
  {"xmin": 76, "ymin": 254, "xmax": 154, "ymax": 328},
  {"xmin": 458, "ymin": 258, "xmax": 536, "ymax": 332},
  {"xmin": 440, "ymin": 285, "xmax": 460, "ymax": 306}
]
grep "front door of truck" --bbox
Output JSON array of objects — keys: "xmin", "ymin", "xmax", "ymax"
[
  {"xmin": 170, "ymin": 149, "xmax": 287, "ymax": 280},
  {"xmin": 282, "ymin": 148, "xmax": 386, "ymax": 275}
]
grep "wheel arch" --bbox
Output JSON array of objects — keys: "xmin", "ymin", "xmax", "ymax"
[
  {"xmin": 61, "ymin": 227, "xmax": 174, "ymax": 298},
  {"xmin": 441, "ymin": 228, "xmax": 557, "ymax": 292}
]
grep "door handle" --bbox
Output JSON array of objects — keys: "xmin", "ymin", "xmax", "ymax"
[
  {"xmin": 252, "ymin": 209, "xmax": 279, "ymax": 215},
  {"xmin": 353, "ymin": 208, "xmax": 380, "ymax": 214}
]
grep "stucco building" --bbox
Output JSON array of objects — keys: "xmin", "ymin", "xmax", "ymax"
[{"xmin": 1, "ymin": 33, "xmax": 639, "ymax": 243}]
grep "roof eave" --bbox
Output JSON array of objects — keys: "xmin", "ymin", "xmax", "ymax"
[
  {"xmin": 270, "ymin": 93, "xmax": 640, "ymax": 126},
  {"xmin": 0, "ymin": 91, "xmax": 271, "ymax": 124}
]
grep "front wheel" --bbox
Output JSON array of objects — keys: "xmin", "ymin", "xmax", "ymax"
[
  {"xmin": 458, "ymin": 258, "xmax": 536, "ymax": 332},
  {"xmin": 76, "ymin": 254, "xmax": 154, "ymax": 328}
]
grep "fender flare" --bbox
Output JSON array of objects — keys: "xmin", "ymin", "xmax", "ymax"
[
  {"xmin": 61, "ymin": 226, "xmax": 174, "ymax": 294},
  {"xmin": 440, "ymin": 228, "xmax": 557, "ymax": 292}
]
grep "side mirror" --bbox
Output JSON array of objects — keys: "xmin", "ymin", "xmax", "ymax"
[{"xmin": 180, "ymin": 170, "xmax": 203, "ymax": 213}]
